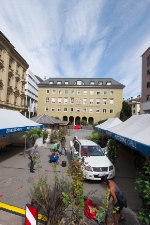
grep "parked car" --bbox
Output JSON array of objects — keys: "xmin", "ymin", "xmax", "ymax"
[{"xmin": 70, "ymin": 136, "xmax": 115, "ymax": 180}]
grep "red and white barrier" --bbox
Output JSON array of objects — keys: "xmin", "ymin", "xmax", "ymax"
[{"xmin": 25, "ymin": 204, "xmax": 38, "ymax": 225}]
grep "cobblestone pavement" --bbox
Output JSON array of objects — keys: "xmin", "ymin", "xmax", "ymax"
[{"xmin": 0, "ymin": 130, "xmax": 142, "ymax": 224}]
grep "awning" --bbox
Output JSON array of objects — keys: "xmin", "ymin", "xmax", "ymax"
[{"xmin": 0, "ymin": 109, "xmax": 43, "ymax": 135}]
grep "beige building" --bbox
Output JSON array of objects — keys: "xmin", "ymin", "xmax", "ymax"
[
  {"xmin": 38, "ymin": 78, "xmax": 125, "ymax": 125},
  {"xmin": 0, "ymin": 32, "xmax": 29, "ymax": 113},
  {"xmin": 125, "ymin": 95, "xmax": 141, "ymax": 115}
]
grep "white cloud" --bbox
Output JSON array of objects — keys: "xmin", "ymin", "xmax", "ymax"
[{"xmin": 0, "ymin": 0, "xmax": 150, "ymax": 98}]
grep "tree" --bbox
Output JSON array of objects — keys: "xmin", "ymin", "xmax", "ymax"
[
  {"xmin": 120, "ymin": 101, "xmax": 132, "ymax": 121},
  {"xmin": 20, "ymin": 128, "xmax": 42, "ymax": 146}
]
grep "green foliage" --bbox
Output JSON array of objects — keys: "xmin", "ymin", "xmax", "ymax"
[
  {"xmin": 98, "ymin": 119, "xmax": 108, "ymax": 125},
  {"xmin": 20, "ymin": 128, "xmax": 42, "ymax": 145},
  {"xmin": 87, "ymin": 131, "xmax": 100, "ymax": 144},
  {"xmin": 62, "ymin": 159, "xmax": 85, "ymax": 224},
  {"xmin": 120, "ymin": 101, "xmax": 132, "ymax": 121},
  {"xmin": 55, "ymin": 116, "xmax": 61, "ymax": 120},
  {"xmin": 43, "ymin": 130, "xmax": 48, "ymax": 141},
  {"xmin": 80, "ymin": 120, "xmax": 87, "ymax": 126},
  {"xmin": 135, "ymin": 161, "xmax": 150, "ymax": 224},
  {"xmin": 30, "ymin": 163, "xmax": 66, "ymax": 225},
  {"xmin": 107, "ymin": 139, "xmax": 119, "ymax": 164}
]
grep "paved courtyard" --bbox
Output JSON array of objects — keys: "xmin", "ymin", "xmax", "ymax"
[{"xmin": 0, "ymin": 130, "xmax": 142, "ymax": 224}]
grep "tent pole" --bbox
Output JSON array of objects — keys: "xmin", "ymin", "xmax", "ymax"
[{"xmin": 24, "ymin": 137, "xmax": 26, "ymax": 157}]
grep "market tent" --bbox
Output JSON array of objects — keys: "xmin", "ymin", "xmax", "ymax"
[
  {"xmin": 94, "ymin": 118, "xmax": 122, "ymax": 134},
  {"xmin": 106, "ymin": 114, "xmax": 150, "ymax": 156},
  {"xmin": 0, "ymin": 109, "xmax": 43, "ymax": 135}
]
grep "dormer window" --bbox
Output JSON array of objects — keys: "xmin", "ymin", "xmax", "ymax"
[
  {"xmin": 57, "ymin": 81, "xmax": 62, "ymax": 85},
  {"xmin": 74, "ymin": 80, "xmax": 85, "ymax": 85},
  {"xmin": 98, "ymin": 81, "xmax": 103, "ymax": 85},
  {"xmin": 65, "ymin": 81, "xmax": 69, "ymax": 85},
  {"xmin": 49, "ymin": 81, "xmax": 54, "ymax": 84},
  {"xmin": 90, "ymin": 81, "xmax": 94, "ymax": 85},
  {"xmin": 106, "ymin": 81, "xmax": 111, "ymax": 85}
]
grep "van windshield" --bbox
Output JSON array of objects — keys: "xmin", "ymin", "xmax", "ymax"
[{"xmin": 81, "ymin": 145, "xmax": 104, "ymax": 156}]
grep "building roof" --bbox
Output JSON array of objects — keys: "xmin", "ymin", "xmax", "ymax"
[
  {"xmin": 38, "ymin": 78, "xmax": 125, "ymax": 88},
  {"xmin": 141, "ymin": 47, "xmax": 150, "ymax": 56},
  {"xmin": 0, "ymin": 31, "xmax": 29, "ymax": 68},
  {"xmin": 30, "ymin": 114, "xmax": 69, "ymax": 125},
  {"xmin": 35, "ymin": 75, "xmax": 43, "ymax": 82}
]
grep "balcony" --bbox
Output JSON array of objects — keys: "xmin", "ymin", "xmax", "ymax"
[
  {"xmin": 7, "ymin": 85, "xmax": 13, "ymax": 93},
  {"xmin": 8, "ymin": 69, "xmax": 14, "ymax": 78},
  {"xmin": 0, "ymin": 59, "xmax": 4, "ymax": 70}
]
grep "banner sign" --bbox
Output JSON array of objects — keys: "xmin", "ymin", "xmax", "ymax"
[{"xmin": 0, "ymin": 124, "xmax": 43, "ymax": 135}]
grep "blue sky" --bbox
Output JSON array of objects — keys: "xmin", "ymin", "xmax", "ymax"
[{"xmin": 0, "ymin": 0, "xmax": 150, "ymax": 99}]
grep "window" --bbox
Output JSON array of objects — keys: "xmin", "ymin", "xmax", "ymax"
[
  {"xmin": 65, "ymin": 90, "xmax": 68, "ymax": 94},
  {"xmin": 64, "ymin": 108, "xmax": 67, "ymax": 112},
  {"xmin": 110, "ymin": 91, "xmax": 114, "ymax": 95},
  {"xmin": 46, "ymin": 97, "xmax": 49, "ymax": 103},
  {"xmin": 133, "ymin": 110, "xmax": 135, "ymax": 113},
  {"xmin": 52, "ymin": 98, "xmax": 55, "ymax": 103},
  {"xmin": 96, "ymin": 99, "xmax": 100, "ymax": 105},
  {"xmin": 109, "ymin": 99, "xmax": 114, "ymax": 105},
  {"xmin": 70, "ymin": 98, "xmax": 74, "ymax": 104},
  {"xmin": 90, "ymin": 90, "xmax": 94, "ymax": 95},
  {"xmin": 58, "ymin": 108, "xmax": 61, "ymax": 112},
  {"xmin": 45, "ymin": 107, "xmax": 48, "ymax": 111},
  {"xmin": 90, "ymin": 99, "xmax": 94, "ymax": 104},
  {"xmin": 110, "ymin": 109, "xmax": 113, "ymax": 114},
  {"xmin": 57, "ymin": 81, "xmax": 62, "ymax": 85},
  {"xmin": 58, "ymin": 98, "xmax": 62, "ymax": 103},
  {"xmin": 49, "ymin": 81, "xmax": 53, "ymax": 84},
  {"xmin": 97, "ymin": 91, "xmax": 100, "ymax": 95},
  {"xmin": 96, "ymin": 109, "xmax": 100, "ymax": 113},
  {"xmin": 103, "ymin": 99, "xmax": 107, "ymax": 105},
  {"xmin": 77, "ymin": 80, "xmax": 82, "ymax": 85},
  {"xmin": 51, "ymin": 108, "xmax": 55, "ymax": 112},
  {"xmin": 133, "ymin": 104, "xmax": 135, "ymax": 108},
  {"xmin": 147, "ymin": 95, "xmax": 150, "ymax": 101},
  {"xmin": 52, "ymin": 90, "xmax": 56, "ymax": 94},
  {"xmin": 70, "ymin": 108, "xmax": 74, "ymax": 112},
  {"xmin": 76, "ymin": 108, "xmax": 80, "ymax": 113},
  {"xmin": 65, "ymin": 81, "xmax": 69, "ymax": 85},
  {"xmin": 83, "ymin": 108, "xmax": 86, "ymax": 113},
  {"xmin": 64, "ymin": 98, "xmax": 68, "ymax": 104},
  {"xmin": 98, "ymin": 81, "xmax": 103, "ymax": 85},
  {"xmin": 90, "ymin": 81, "xmax": 94, "ymax": 85},
  {"xmin": 89, "ymin": 109, "xmax": 93, "ymax": 113},
  {"xmin": 71, "ymin": 90, "xmax": 74, "ymax": 94},
  {"xmin": 103, "ymin": 109, "xmax": 106, "ymax": 113},
  {"xmin": 147, "ymin": 55, "xmax": 150, "ymax": 67},
  {"xmin": 147, "ymin": 82, "xmax": 150, "ymax": 88},
  {"xmin": 147, "ymin": 69, "xmax": 150, "ymax": 75},
  {"xmin": 83, "ymin": 98, "xmax": 87, "ymax": 104},
  {"xmin": 103, "ymin": 91, "xmax": 107, "ymax": 95},
  {"xmin": 77, "ymin": 90, "xmax": 81, "ymax": 95},
  {"xmin": 84, "ymin": 90, "xmax": 87, "ymax": 95},
  {"xmin": 46, "ymin": 90, "xmax": 49, "ymax": 94},
  {"xmin": 106, "ymin": 81, "xmax": 111, "ymax": 85},
  {"xmin": 58, "ymin": 90, "xmax": 62, "ymax": 94}
]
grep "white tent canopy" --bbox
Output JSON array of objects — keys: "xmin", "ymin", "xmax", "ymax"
[
  {"xmin": 0, "ymin": 109, "xmax": 43, "ymax": 135},
  {"xmin": 107, "ymin": 115, "xmax": 150, "ymax": 156},
  {"xmin": 95, "ymin": 118, "xmax": 122, "ymax": 133}
]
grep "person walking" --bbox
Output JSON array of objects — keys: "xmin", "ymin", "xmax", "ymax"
[
  {"xmin": 60, "ymin": 136, "xmax": 67, "ymax": 155},
  {"xmin": 30, "ymin": 143, "xmax": 38, "ymax": 173},
  {"xmin": 101, "ymin": 175, "xmax": 127, "ymax": 225}
]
